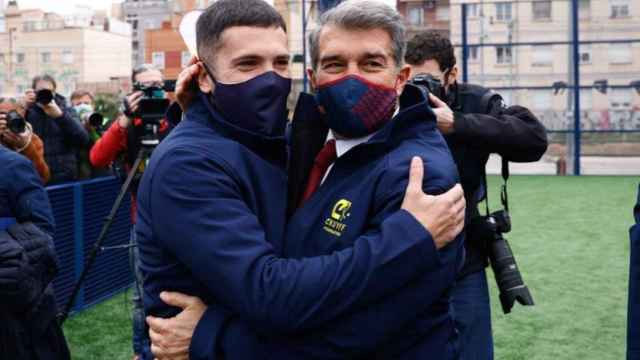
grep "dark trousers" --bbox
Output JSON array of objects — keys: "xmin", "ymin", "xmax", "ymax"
[{"xmin": 451, "ymin": 269, "xmax": 494, "ymax": 360}]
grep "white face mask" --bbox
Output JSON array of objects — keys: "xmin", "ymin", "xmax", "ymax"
[{"xmin": 74, "ymin": 103, "xmax": 93, "ymax": 115}]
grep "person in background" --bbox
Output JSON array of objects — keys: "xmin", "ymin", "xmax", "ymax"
[
  {"xmin": 89, "ymin": 64, "xmax": 180, "ymax": 360},
  {"xmin": 70, "ymin": 89, "xmax": 110, "ymax": 179},
  {"xmin": 405, "ymin": 30, "xmax": 548, "ymax": 360},
  {"xmin": 0, "ymin": 97, "xmax": 49, "ymax": 183},
  {"xmin": 25, "ymin": 75, "xmax": 90, "ymax": 185},
  {"xmin": 0, "ymin": 98, "xmax": 69, "ymax": 359}
]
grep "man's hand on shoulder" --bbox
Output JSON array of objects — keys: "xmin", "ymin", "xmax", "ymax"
[
  {"xmin": 429, "ymin": 93, "xmax": 455, "ymax": 135},
  {"xmin": 147, "ymin": 291, "xmax": 207, "ymax": 360},
  {"xmin": 401, "ymin": 157, "xmax": 465, "ymax": 249}
]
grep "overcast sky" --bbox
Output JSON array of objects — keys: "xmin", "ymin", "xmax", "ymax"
[
  {"xmin": 12, "ymin": 0, "xmax": 397, "ymax": 15},
  {"xmin": 9, "ymin": 0, "xmax": 121, "ymax": 15}
]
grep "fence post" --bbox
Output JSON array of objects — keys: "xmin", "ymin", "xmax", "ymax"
[
  {"xmin": 73, "ymin": 184, "xmax": 85, "ymax": 312},
  {"xmin": 571, "ymin": 0, "xmax": 581, "ymax": 175},
  {"xmin": 461, "ymin": 3, "xmax": 469, "ymax": 84}
]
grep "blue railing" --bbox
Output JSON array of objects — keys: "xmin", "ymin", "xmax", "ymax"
[{"xmin": 47, "ymin": 176, "xmax": 133, "ymax": 315}]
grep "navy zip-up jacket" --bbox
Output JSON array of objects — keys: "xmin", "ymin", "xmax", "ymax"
[
  {"xmin": 136, "ymin": 93, "xmax": 440, "ymax": 358},
  {"xmin": 206, "ymin": 85, "xmax": 464, "ymax": 359}
]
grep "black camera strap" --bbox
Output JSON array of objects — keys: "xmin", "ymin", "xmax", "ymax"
[{"xmin": 482, "ymin": 156, "xmax": 510, "ymax": 215}]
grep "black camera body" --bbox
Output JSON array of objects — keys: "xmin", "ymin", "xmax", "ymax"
[
  {"xmin": 409, "ymin": 73, "xmax": 446, "ymax": 99},
  {"xmin": 36, "ymin": 89, "xmax": 54, "ymax": 105},
  {"xmin": 482, "ymin": 209, "xmax": 534, "ymax": 314},
  {"xmin": 127, "ymin": 82, "xmax": 172, "ymax": 147},
  {"xmin": 7, "ymin": 111, "xmax": 26, "ymax": 134}
]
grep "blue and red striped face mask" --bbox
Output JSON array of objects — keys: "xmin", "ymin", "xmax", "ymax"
[{"xmin": 315, "ymin": 74, "xmax": 398, "ymax": 138}]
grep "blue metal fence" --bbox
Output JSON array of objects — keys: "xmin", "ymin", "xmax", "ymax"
[{"xmin": 47, "ymin": 176, "xmax": 133, "ymax": 315}]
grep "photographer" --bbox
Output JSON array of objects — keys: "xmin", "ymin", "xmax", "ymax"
[
  {"xmin": 0, "ymin": 100, "xmax": 70, "ymax": 359},
  {"xmin": 0, "ymin": 98, "xmax": 50, "ymax": 184},
  {"xmin": 70, "ymin": 90, "xmax": 109, "ymax": 179},
  {"xmin": 26, "ymin": 75, "xmax": 90, "ymax": 185},
  {"xmin": 89, "ymin": 63, "xmax": 179, "ymax": 360},
  {"xmin": 405, "ymin": 30, "xmax": 548, "ymax": 359}
]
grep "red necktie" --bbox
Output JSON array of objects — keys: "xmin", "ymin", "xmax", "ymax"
[{"xmin": 299, "ymin": 139, "xmax": 337, "ymax": 206}]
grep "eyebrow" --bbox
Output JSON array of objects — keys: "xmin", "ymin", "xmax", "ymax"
[
  {"xmin": 361, "ymin": 51, "xmax": 389, "ymax": 62},
  {"xmin": 319, "ymin": 54, "xmax": 344, "ymax": 64}
]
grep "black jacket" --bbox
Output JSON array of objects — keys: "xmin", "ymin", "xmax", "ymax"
[
  {"xmin": 0, "ymin": 146, "xmax": 69, "ymax": 359},
  {"xmin": 27, "ymin": 94, "xmax": 90, "ymax": 185},
  {"xmin": 446, "ymin": 83, "xmax": 548, "ymax": 277}
]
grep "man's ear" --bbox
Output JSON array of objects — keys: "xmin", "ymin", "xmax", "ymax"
[
  {"xmin": 395, "ymin": 65, "xmax": 412, "ymax": 96},
  {"xmin": 197, "ymin": 63, "xmax": 214, "ymax": 94},
  {"xmin": 448, "ymin": 65, "xmax": 459, "ymax": 85},
  {"xmin": 307, "ymin": 68, "xmax": 318, "ymax": 92}
]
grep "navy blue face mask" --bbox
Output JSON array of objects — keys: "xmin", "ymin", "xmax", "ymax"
[{"xmin": 208, "ymin": 70, "xmax": 292, "ymax": 138}]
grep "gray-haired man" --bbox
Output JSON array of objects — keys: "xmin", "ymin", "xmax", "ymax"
[{"xmin": 144, "ymin": 1, "xmax": 464, "ymax": 359}]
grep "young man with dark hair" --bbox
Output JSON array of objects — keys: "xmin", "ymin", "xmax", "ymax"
[
  {"xmin": 26, "ymin": 74, "xmax": 90, "ymax": 184},
  {"xmin": 405, "ymin": 30, "xmax": 548, "ymax": 360},
  {"xmin": 136, "ymin": 0, "xmax": 465, "ymax": 359}
]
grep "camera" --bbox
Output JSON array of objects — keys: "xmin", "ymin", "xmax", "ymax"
[
  {"xmin": 79, "ymin": 111, "xmax": 104, "ymax": 130},
  {"xmin": 483, "ymin": 209, "xmax": 535, "ymax": 314},
  {"xmin": 409, "ymin": 73, "xmax": 446, "ymax": 99},
  {"xmin": 127, "ymin": 82, "xmax": 172, "ymax": 147},
  {"xmin": 36, "ymin": 89, "xmax": 54, "ymax": 105},
  {"xmin": 7, "ymin": 111, "xmax": 26, "ymax": 134}
]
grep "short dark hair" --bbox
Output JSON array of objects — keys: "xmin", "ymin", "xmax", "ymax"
[
  {"xmin": 405, "ymin": 30, "xmax": 456, "ymax": 72},
  {"xmin": 196, "ymin": 0, "xmax": 287, "ymax": 71},
  {"xmin": 132, "ymin": 63, "xmax": 161, "ymax": 83},
  {"xmin": 70, "ymin": 90, "xmax": 94, "ymax": 102},
  {"xmin": 32, "ymin": 74, "xmax": 57, "ymax": 90}
]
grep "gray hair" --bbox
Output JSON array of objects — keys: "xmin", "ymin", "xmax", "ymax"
[{"xmin": 309, "ymin": 0, "xmax": 406, "ymax": 70}]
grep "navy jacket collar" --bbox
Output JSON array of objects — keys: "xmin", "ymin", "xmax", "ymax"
[{"xmin": 186, "ymin": 92, "xmax": 287, "ymax": 167}]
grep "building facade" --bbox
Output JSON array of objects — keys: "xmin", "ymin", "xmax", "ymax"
[
  {"xmin": 120, "ymin": 0, "xmax": 172, "ymax": 66},
  {"xmin": 449, "ymin": 0, "xmax": 640, "ymax": 132},
  {"xmin": 0, "ymin": 1, "xmax": 132, "ymax": 96},
  {"xmin": 397, "ymin": 0, "xmax": 451, "ymax": 40}
]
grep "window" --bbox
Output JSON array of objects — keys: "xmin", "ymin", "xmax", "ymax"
[
  {"xmin": 496, "ymin": 46, "xmax": 512, "ymax": 64},
  {"xmin": 495, "ymin": 2, "xmax": 512, "ymax": 21},
  {"xmin": 131, "ymin": 19, "xmax": 138, "ymax": 30},
  {"xmin": 609, "ymin": 43, "xmax": 632, "ymax": 64},
  {"xmin": 532, "ymin": 1, "xmax": 552, "ymax": 20},
  {"xmin": 579, "ymin": 45, "xmax": 592, "ymax": 64},
  {"xmin": 532, "ymin": 45, "xmax": 552, "ymax": 66},
  {"xmin": 467, "ymin": 3, "xmax": 480, "ymax": 18},
  {"xmin": 531, "ymin": 90, "xmax": 551, "ymax": 110},
  {"xmin": 610, "ymin": 88, "xmax": 631, "ymax": 107},
  {"xmin": 501, "ymin": 91, "xmax": 512, "ymax": 106},
  {"xmin": 41, "ymin": 52, "xmax": 51, "ymax": 64},
  {"xmin": 152, "ymin": 51, "xmax": 165, "ymax": 69},
  {"xmin": 181, "ymin": 51, "xmax": 191, "ymax": 68},
  {"xmin": 468, "ymin": 46, "xmax": 479, "ymax": 61},
  {"xmin": 0, "ymin": 53, "xmax": 4, "ymax": 64},
  {"xmin": 436, "ymin": 6, "xmax": 450, "ymax": 21},
  {"xmin": 610, "ymin": 0, "xmax": 630, "ymax": 18},
  {"xmin": 579, "ymin": 89, "xmax": 592, "ymax": 109},
  {"xmin": 579, "ymin": 0, "xmax": 591, "ymax": 19},
  {"xmin": 407, "ymin": 5, "xmax": 424, "ymax": 26},
  {"xmin": 16, "ymin": 52, "xmax": 25, "ymax": 64},
  {"xmin": 62, "ymin": 49, "xmax": 73, "ymax": 64}
]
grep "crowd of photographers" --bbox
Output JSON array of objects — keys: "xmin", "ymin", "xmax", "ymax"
[{"xmin": 0, "ymin": 64, "xmax": 175, "ymax": 188}]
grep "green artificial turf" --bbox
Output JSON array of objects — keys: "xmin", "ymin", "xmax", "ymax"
[{"xmin": 63, "ymin": 175, "xmax": 638, "ymax": 359}]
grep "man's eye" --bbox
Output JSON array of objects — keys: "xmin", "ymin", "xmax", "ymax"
[
  {"xmin": 365, "ymin": 61, "xmax": 383, "ymax": 68},
  {"xmin": 323, "ymin": 63, "xmax": 342, "ymax": 70}
]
